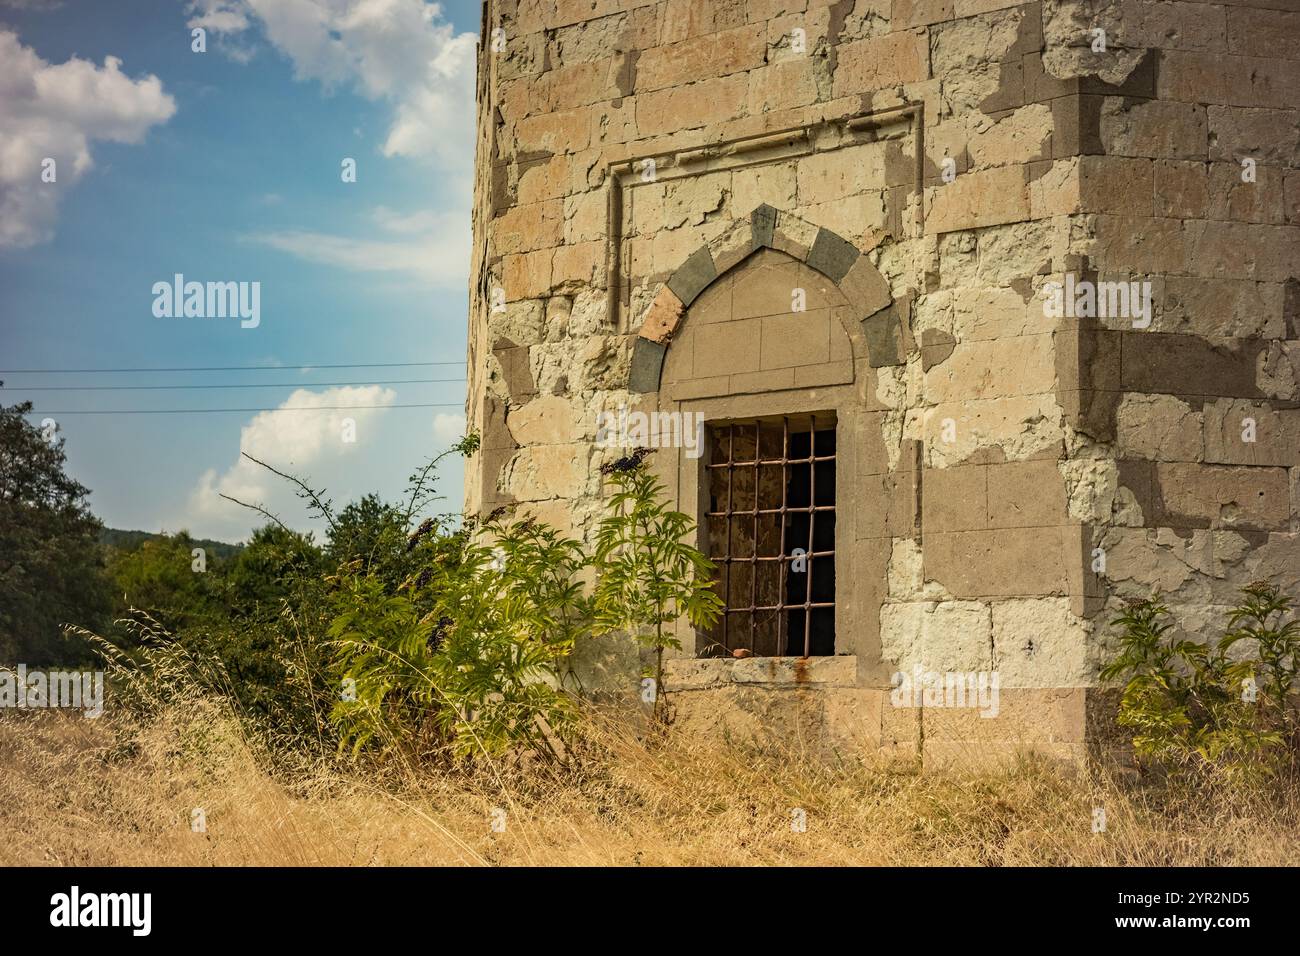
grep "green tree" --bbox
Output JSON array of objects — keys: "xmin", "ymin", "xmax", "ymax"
[
  {"xmin": 84, "ymin": 524, "xmax": 335, "ymax": 748},
  {"xmin": 327, "ymin": 494, "xmax": 409, "ymax": 577},
  {"xmin": 224, "ymin": 524, "xmax": 324, "ymax": 623},
  {"xmin": 0, "ymin": 398, "xmax": 110, "ymax": 663},
  {"xmin": 106, "ymin": 530, "xmax": 221, "ymax": 633}
]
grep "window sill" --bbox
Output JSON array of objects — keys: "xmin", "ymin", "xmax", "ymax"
[{"xmin": 664, "ymin": 655, "xmax": 857, "ymax": 689}]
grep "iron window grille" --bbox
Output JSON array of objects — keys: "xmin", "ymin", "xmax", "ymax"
[{"xmin": 703, "ymin": 414, "xmax": 836, "ymax": 658}]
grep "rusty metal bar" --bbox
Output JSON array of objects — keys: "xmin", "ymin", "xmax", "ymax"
[
  {"xmin": 705, "ymin": 455, "xmax": 835, "ymax": 468},
  {"xmin": 708, "ymin": 551, "xmax": 835, "ymax": 562},
  {"xmin": 705, "ymin": 505, "xmax": 834, "ymax": 517},
  {"xmin": 722, "ymin": 424, "xmax": 734, "ymax": 653},
  {"xmin": 777, "ymin": 417, "xmax": 789, "ymax": 657},
  {"xmin": 750, "ymin": 421, "xmax": 760, "ymax": 652},
  {"xmin": 725, "ymin": 602, "xmax": 835, "ymax": 613},
  {"xmin": 804, "ymin": 415, "xmax": 816, "ymax": 657}
]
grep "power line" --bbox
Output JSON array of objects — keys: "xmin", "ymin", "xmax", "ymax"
[
  {"xmin": 0, "ymin": 361, "xmax": 464, "ymax": 374},
  {"xmin": 25, "ymin": 403, "xmax": 465, "ymax": 415},
  {"xmin": 7, "ymin": 378, "xmax": 465, "ymax": 391}
]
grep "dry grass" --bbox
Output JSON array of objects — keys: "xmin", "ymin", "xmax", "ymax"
[{"xmin": 2, "ymin": 701, "xmax": 1298, "ymax": 867}]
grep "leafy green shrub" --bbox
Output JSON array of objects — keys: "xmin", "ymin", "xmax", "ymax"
[
  {"xmin": 329, "ymin": 517, "xmax": 587, "ymax": 761},
  {"xmin": 1102, "ymin": 582, "xmax": 1299, "ymax": 779},
  {"xmin": 76, "ymin": 436, "xmax": 722, "ymax": 767},
  {"xmin": 330, "ymin": 455, "xmax": 722, "ymax": 758},
  {"xmin": 592, "ymin": 458, "xmax": 723, "ymax": 721}
]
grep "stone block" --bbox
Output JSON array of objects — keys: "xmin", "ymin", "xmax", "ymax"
[
  {"xmin": 1116, "ymin": 394, "xmax": 1204, "ymax": 462},
  {"xmin": 1120, "ymin": 332, "xmax": 1265, "ymax": 399},
  {"xmin": 985, "ymin": 459, "xmax": 1069, "ymax": 529},
  {"xmin": 514, "ymin": 106, "xmax": 592, "ymax": 154},
  {"xmin": 628, "ymin": 337, "xmax": 666, "ymax": 393},
  {"xmin": 634, "ymin": 73, "xmax": 749, "ymax": 137},
  {"xmin": 751, "ymin": 203, "xmax": 778, "ymax": 249},
  {"xmin": 635, "ymin": 23, "xmax": 766, "ymax": 92},
  {"xmin": 880, "ymin": 600, "xmax": 993, "ymax": 672},
  {"xmin": 893, "ymin": 0, "xmax": 955, "ymax": 28},
  {"xmin": 770, "ymin": 210, "xmax": 820, "ymax": 261},
  {"xmin": 991, "ymin": 599, "xmax": 1092, "ymax": 688},
  {"xmin": 729, "ymin": 367, "xmax": 796, "ymax": 393},
  {"xmin": 1202, "ymin": 399, "xmax": 1300, "ymax": 467},
  {"xmin": 1079, "ymin": 156, "xmax": 1154, "ymax": 216},
  {"xmin": 863, "ymin": 307, "xmax": 905, "ymax": 367},
  {"xmin": 793, "ymin": 360, "xmax": 854, "ymax": 387},
  {"xmin": 638, "ymin": 285, "xmax": 685, "ymax": 344},
  {"xmin": 731, "ymin": 249, "xmax": 801, "ymax": 319},
  {"xmin": 505, "ymin": 444, "xmax": 586, "ymax": 502},
  {"xmin": 1154, "ymin": 463, "xmax": 1291, "ymax": 531},
  {"xmin": 1184, "ymin": 220, "xmax": 1300, "ymax": 283},
  {"xmin": 508, "ymin": 395, "xmax": 578, "ymax": 445},
  {"xmin": 1162, "ymin": 277, "xmax": 1286, "ymax": 339},
  {"xmin": 805, "ymin": 228, "xmax": 861, "ymax": 283},
  {"xmin": 708, "ymin": 221, "xmax": 758, "ymax": 277},
  {"xmin": 552, "ymin": 240, "xmax": 605, "ymax": 286},
  {"xmin": 832, "ymin": 30, "xmax": 929, "ymax": 98},
  {"xmin": 926, "ymin": 166, "xmax": 1030, "ymax": 233},
  {"xmin": 925, "ymin": 334, "xmax": 1055, "ymax": 403},
  {"xmin": 657, "ymin": 0, "xmax": 748, "ymax": 44},
  {"xmin": 837, "ymin": 257, "xmax": 889, "ymax": 321},
  {"xmin": 924, "ymin": 527, "xmax": 1072, "ymax": 598},
  {"xmin": 493, "ymin": 338, "xmax": 537, "ymax": 401},
  {"xmin": 1100, "ymin": 98, "xmax": 1208, "ymax": 160},
  {"xmin": 760, "ymin": 310, "xmax": 832, "ymax": 369},
  {"xmin": 921, "ymin": 464, "xmax": 988, "ymax": 534},
  {"xmin": 857, "ymin": 469, "xmax": 921, "ymax": 539},
  {"xmin": 503, "ymin": 249, "xmax": 554, "ymax": 300},
  {"xmin": 1227, "ymin": 8, "xmax": 1300, "ymax": 58},
  {"xmin": 1207, "ymin": 106, "xmax": 1300, "ymax": 167},
  {"xmin": 1091, "ymin": 215, "xmax": 1187, "ymax": 274},
  {"xmin": 666, "ymin": 245, "xmax": 718, "ymax": 307},
  {"xmin": 1153, "ymin": 160, "xmax": 1209, "ymax": 220},
  {"xmin": 746, "ymin": 58, "xmax": 820, "ymax": 114},
  {"xmin": 694, "ymin": 317, "xmax": 762, "ymax": 375}
]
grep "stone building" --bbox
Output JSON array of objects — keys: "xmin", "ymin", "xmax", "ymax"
[{"xmin": 464, "ymin": 0, "xmax": 1300, "ymax": 765}]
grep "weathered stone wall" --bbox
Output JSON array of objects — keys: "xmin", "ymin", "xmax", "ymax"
[
  {"xmin": 465, "ymin": 0, "xmax": 1300, "ymax": 767},
  {"xmin": 1064, "ymin": 1, "xmax": 1300, "ymax": 656}
]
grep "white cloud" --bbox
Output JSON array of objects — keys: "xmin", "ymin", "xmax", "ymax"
[
  {"xmin": 186, "ymin": 0, "xmax": 251, "ymax": 33},
  {"xmin": 191, "ymin": 0, "xmax": 476, "ymax": 170},
  {"xmin": 245, "ymin": 204, "xmax": 469, "ymax": 286},
  {"xmin": 0, "ymin": 29, "xmax": 175, "ymax": 248},
  {"xmin": 370, "ymin": 204, "xmax": 442, "ymax": 234},
  {"xmin": 180, "ymin": 385, "xmax": 396, "ymax": 540},
  {"xmin": 186, "ymin": 0, "xmax": 257, "ymax": 60},
  {"xmin": 432, "ymin": 411, "xmax": 465, "ymax": 447}
]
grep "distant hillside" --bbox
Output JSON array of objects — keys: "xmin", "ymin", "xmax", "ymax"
[{"xmin": 100, "ymin": 528, "xmax": 244, "ymax": 561}]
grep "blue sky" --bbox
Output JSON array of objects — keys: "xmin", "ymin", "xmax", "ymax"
[{"xmin": 0, "ymin": 0, "xmax": 480, "ymax": 542}]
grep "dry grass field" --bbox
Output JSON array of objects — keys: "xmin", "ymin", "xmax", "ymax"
[{"xmin": 2, "ymin": 699, "xmax": 1298, "ymax": 867}]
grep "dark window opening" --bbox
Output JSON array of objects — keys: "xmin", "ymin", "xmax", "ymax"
[{"xmin": 703, "ymin": 415, "xmax": 836, "ymax": 658}]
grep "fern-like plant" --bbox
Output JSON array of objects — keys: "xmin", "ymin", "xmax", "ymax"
[
  {"xmin": 329, "ymin": 517, "xmax": 587, "ymax": 761},
  {"xmin": 591, "ymin": 458, "xmax": 723, "ymax": 721},
  {"xmin": 1223, "ymin": 581, "xmax": 1300, "ymax": 725},
  {"xmin": 1101, "ymin": 583, "xmax": 1297, "ymax": 780}
]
